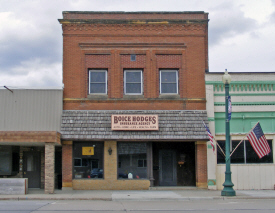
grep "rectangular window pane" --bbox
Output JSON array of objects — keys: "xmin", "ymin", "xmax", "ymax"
[
  {"xmin": 217, "ymin": 140, "xmax": 273, "ymax": 164},
  {"xmin": 118, "ymin": 142, "xmax": 147, "ymax": 179},
  {"xmin": 124, "ymin": 70, "xmax": 142, "ymax": 94},
  {"xmin": 126, "ymin": 83, "xmax": 141, "ymax": 93},
  {"xmin": 74, "ymin": 158, "xmax": 81, "ymax": 167},
  {"xmin": 89, "ymin": 71, "xmax": 107, "ymax": 94},
  {"xmin": 138, "ymin": 160, "xmax": 143, "ymax": 167},
  {"xmin": 73, "ymin": 142, "xmax": 104, "ymax": 179},
  {"xmin": 246, "ymin": 140, "xmax": 273, "ymax": 163},
  {"xmin": 90, "ymin": 72, "xmax": 105, "ymax": 83},
  {"xmin": 160, "ymin": 70, "xmax": 178, "ymax": 94},
  {"xmin": 231, "ymin": 141, "xmax": 245, "ymax": 164},
  {"xmin": 0, "ymin": 146, "xmax": 12, "ymax": 175},
  {"xmin": 161, "ymin": 72, "xmax": 177, "ymax": 83},
  {"xmin": 27, "ymin": 155, "xmax": 34, "ymax": 171},
  {"xmin": 90, "ymin": 83, "xmax": 106, "ymax": 93},
  {"xmin": 161, "ymin": 83, "xmax": 177, "ymax": 93},
  {"xmin": 126, "ymin": 72, "xmax": 141, "ymax": 82},
  {"xmin": 217, "ymin": 141, "xmax": 225, "ymax": 164},
  {"xmin": 217, "ymin": 141, "xmax": 245, "ymax": 164}
]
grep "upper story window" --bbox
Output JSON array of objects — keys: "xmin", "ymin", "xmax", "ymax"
[
  {"xmin": 160, "ymin": 70, "xmax": 178, "ymax": 94},
  {"xmin": 89, "ymin": 70, "xmax": 107, "ymax": 94},
  {"xmin": 124, "ymin": 70, "xmax": 143, "ymax": 95}
]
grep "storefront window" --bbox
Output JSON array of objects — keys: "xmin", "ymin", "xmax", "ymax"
[
  {"xmin": 0, "ymin": 146, "xmax": 12, "ymax": 175},
  {"xmin": 217, "ymin": 140, "xmax": 273, "ymax": 164},
  {"xmin": 73, "ymin": 142, "xmax": 104, "ymax": 179},
  {"xmin": 117, "ymin": 142, "xmax": 147, "ymax": 179}
]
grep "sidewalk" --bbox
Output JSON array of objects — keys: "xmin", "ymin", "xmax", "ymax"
[{"xmin": 1, "ymin": 189, "xmax": 275, "ymax": 201}]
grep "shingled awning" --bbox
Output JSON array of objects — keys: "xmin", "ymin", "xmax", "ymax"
[{"xmin": 61, "ymin": 110, "xmax": 209, "ymax": 141}]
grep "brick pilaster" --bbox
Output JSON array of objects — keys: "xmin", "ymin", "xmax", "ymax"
[
  {"xmin": 62, "ymin": 141, "xmax": 73, "ymax": 189},
  {"xmin": 195, "ymin": 141, "xmax": 208, "ymax": 188}
]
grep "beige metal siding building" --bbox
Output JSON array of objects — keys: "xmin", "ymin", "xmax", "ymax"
[{"xmin": 0, "ymin": 88, "xmax": 63, "ymax": 194}]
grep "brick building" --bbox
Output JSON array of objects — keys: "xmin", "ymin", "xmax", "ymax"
[{"xmin": 58, "ymin": 11, "xmax": 210, "ymax": 190}]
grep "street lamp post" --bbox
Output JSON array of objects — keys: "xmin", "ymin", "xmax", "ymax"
[{"xmin": 221, "ymin": 70, "xmax": 236, "ymax": 196}]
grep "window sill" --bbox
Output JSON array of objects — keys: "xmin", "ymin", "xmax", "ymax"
[
  {"xmin": 123, "ymin": 95, "xmax": 144, "ymax": 99},
  {"xmin": 87, "ymin": 94, "xmax": 108, "ymax": 100},
  {"xmin": 159, "ymin": 94, "xmax": 180, "ymax": 99}
]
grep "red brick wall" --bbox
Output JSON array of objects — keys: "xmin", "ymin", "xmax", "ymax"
[
  {"xmin": 62, "ymin": 143, "xmax": 73, "ymax": 187},
  {"xmin": 61, "ymin": 13, "xmax": 207, "ymax": 110},
  {"xmin": 85, "ymin": 55, "xmax": 111, "ymax": 98},
  {"xmin": 196, "ymin": 142, "xmax": 208, "ymax": 188}
]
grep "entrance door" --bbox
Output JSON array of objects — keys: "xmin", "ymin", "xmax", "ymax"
[
  {"xmin": 159, "ymin": 150, "xmax": 177, "ymax": 186},
  {"xmin": 23, "ymin": 151, "xmax": 41, "ymax": 188}
]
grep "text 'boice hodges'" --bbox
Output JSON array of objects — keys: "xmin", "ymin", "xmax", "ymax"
[{"xmin": 111, "ymin": 115, "xmax": 159, "ymax": 131}]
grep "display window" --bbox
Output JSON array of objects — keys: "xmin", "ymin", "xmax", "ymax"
[
  {"xmin": 117, "ymin": 142, "xmax": 147, "ymax": 179},
  {"xmin": 73, "ymin": 142, "xmax": 104, "ymax": 179}
]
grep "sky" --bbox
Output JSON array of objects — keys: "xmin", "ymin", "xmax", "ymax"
[{"xmin": 1, "ymin": 0, "xmax": 275, "ymax": 88}]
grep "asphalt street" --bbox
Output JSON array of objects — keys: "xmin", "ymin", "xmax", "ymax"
[{"xmin": 0, "ymin": 199, "xmax": 275, "ymax": 213}]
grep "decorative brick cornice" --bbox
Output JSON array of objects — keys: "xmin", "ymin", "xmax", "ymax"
[
  {"xmin": 79, "ymin": 43, "xmax": 186, "ymax": 50},
  {"xmin": 0, "ymin": 131, "xmax": 61, "ymax": 144},
  {"xmin": 61, "ymin": 23, "xmax": 206, "ymax": 33}
]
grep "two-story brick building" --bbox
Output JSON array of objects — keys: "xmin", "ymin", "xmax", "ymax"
[{"xmin": 58, "ymin": 11, "xmax": 210, "ymax": 190}]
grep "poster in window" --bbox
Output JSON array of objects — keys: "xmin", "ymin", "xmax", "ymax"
[{"xmin": 82, "ymin": 147, "xmax": 94, "ymax": 155}]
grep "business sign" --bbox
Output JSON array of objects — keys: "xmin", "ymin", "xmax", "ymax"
[
  {"xmin": 82, "ymin": 147, "xmax": 94, "ymax": 155},
  {"xmin": 111, "ymin": 115, "xmax": 159, "ymax": 131}
]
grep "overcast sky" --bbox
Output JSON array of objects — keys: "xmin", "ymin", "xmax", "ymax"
[{"xmin": 1, "ymin": 0, "xmax": 275, "ymax": 88}]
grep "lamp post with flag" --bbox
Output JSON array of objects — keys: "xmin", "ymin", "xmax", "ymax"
[{"xmin": 221, "ymin": 70, "xmax": 236, "ymax": 196}]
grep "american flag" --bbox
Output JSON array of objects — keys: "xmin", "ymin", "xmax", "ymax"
[
  {"xmin": 203, "ymin": 122, "xmax": 215, "ymax": 153},
  {"xmin": 247, "ymin": 122, "xmax": 271, "ymax": 158}
]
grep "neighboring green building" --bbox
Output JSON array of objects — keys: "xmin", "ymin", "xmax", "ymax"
[{"xmin": 206, "ymin": 72, "xmax": 275, "ymax": 190}]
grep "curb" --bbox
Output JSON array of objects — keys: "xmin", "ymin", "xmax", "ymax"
[{"xmin": 1, "ymin": 196, "xmax": 275, "ymax": 201}]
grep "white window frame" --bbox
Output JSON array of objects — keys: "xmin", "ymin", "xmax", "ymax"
[
  {"xmin": 124, "ymin": 70, "xmax": 143, "ymax": 95},
  {"xmin": 160, "ymin": 70, "xmax": 179, "ymax": 94},
  {"xmin": 89, "ymin": 70, "xmax": 107, "ymax": 94}
]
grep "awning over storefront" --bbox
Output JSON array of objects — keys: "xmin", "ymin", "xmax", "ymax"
[{"xmin": 61, "ymin": 110, "xmax": 209, "ymax": 141}]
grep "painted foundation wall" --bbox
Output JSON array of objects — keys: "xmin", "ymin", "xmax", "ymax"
[{"xmin": 217, "ymin": 164, "xmax": 275, "ymax": 190}]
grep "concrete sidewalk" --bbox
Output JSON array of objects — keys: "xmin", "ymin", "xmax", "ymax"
[{"xmin": 1, "ymin": 189, "xmax": 275, "ymax": 201}]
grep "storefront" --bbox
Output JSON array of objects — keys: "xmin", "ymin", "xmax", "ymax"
[
  {"xmin": 61, "ymin": 110, "xmax": 209, "ymax": 190},
  {"xmin": 0, "ymin": 88, "xmax": 63, "ymax": 194},
  {"xmin": 206, "ymin": 72, "xmax": 275, "ymax": 190}
]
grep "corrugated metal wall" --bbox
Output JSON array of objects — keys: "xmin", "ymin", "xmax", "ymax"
[{"xmin": 0, "ymin": 89, "xmax": 63, "ymax": 131}]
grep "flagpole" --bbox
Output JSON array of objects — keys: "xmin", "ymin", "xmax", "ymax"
[
  {"xmin": 230, "ymin": 122, "xmax": 259, "ymax": 157},
  {"xmin": 202, "ymin": 119, "xmax": 225, "ymax": 157},
  {"xmin": 217, "ymin": 141, "xmax": 225, "ymax": 157},
  {"xmin": 230, "ymin": 137, "xmax": 246, "ymax": 157}
]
